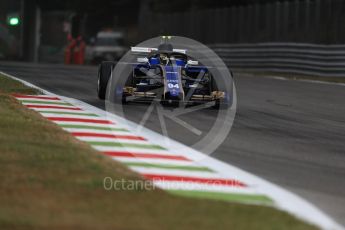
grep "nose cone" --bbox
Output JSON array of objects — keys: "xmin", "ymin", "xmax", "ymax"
[{"xmin": 165, "ymin": 66, "xmax": 181, "ymax": 97}]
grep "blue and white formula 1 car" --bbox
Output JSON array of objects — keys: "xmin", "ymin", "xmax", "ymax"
[{"xmin": 97, "ymin": 42, "xmax": 232, "ymax": 109}]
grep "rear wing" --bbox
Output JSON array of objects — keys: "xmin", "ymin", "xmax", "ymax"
[{"xmin": 131, "ymin": 46, "xmax": 186, "ymax": 54}]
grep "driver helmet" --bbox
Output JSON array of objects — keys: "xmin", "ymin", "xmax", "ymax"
[{"xmin": 159, "ymin": 53, "xmax": 169, "ymax": 65}]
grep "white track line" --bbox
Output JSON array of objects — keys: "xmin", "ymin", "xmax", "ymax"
[{"xmin": 153, "ymin": 181, "xmax": 260, "ymax": 195}]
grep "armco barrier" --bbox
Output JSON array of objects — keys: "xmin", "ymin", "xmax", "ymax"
[{"xmin": 210, "ymin": 43, "xmax": 345, "ymax": 77}]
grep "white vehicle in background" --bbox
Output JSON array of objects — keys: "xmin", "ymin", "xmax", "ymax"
[{"xmin": 86, "ymin": 31, "xmax": 127, "ymax": 64}]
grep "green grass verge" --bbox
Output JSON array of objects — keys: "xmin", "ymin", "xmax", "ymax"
[{"xmin": 0, "ymin": 73, "xmax": 318, "ymax": 230}]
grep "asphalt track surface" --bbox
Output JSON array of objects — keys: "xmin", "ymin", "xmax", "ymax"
[{"xmin": 1, "ymin": 61, "xmax": 344, "ymax": 227}]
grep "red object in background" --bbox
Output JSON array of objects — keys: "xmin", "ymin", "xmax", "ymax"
[
  {"xmin": 64, "ymin": 34, "xmax": 76, "ymax": 64},
  {"xmin": 73, "ymin": 36, "xmax": 86, "ymax": 65}
]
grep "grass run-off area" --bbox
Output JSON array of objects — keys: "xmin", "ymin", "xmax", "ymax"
[{"xmin": 0, "ymin": 73, "xmax": 318, "ymax": 230}]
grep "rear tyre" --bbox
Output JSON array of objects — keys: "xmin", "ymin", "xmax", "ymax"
[{"xmin": 97, "ymin": 61, "xmax": 115, "ymax": 100}]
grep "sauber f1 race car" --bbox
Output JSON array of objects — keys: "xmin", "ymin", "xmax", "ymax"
[{"xmin": 97, "ymin": 41, "xmax": 232, "ymax": 109}]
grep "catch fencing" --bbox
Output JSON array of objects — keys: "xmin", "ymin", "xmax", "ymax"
[{"xmin": 209, "ymin": 43, "xmax": 345, "ymax": 77}]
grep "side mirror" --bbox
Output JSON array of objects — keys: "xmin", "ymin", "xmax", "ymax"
[
  {"xmin": 187, "ymin": 60, "xmax": 198, "ymax": 65},
  {"xmin": 137, "ymin": 57, "xmax": 148, "ymax": 63}
]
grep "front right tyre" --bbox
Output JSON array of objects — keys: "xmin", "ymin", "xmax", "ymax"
[{"xmin": 97, "ymin": 61, "xmax": 115, "ymax": 100}]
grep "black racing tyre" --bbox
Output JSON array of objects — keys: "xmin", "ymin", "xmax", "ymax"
[
  {"xmin": 214, "ymin": 96, "xmax": 232, "ymax": 110},
  {"xmin": 97, "ymin": 61, "xmax": 115, "ymax": 100}
]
